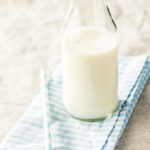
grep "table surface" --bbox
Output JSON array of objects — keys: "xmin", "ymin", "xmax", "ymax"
[{"xmin": 0, "ymin": 0, "xmax": 150, "ymax": 149}]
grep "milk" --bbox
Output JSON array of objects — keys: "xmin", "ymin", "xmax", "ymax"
[{"xmin": 62, "ymin": 27, "xmax": 118, "ymax": 120}]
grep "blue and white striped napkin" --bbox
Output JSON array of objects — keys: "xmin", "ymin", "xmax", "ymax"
[{"xmin": 0, "ymin": 55, "xmax": 150, "ymax": 150}]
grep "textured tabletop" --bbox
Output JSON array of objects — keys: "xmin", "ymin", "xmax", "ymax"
[{"xmin": 0, "ymin": 0, "xmax": 150, "ymax": 150}]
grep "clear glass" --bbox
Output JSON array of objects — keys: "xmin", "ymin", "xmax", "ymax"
[{"xmin": 61, "ymin": 0, "xmax": 118, "ymax": 121}]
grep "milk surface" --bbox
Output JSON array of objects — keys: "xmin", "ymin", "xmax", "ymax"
[{"xmin": 62, "ymin": 27, "xmax": 118, "ymax": 119}]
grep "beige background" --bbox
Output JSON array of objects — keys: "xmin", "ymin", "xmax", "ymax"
[{"xmin": 0, "ymin": 0, "xmax": 150, "ymax": 149}]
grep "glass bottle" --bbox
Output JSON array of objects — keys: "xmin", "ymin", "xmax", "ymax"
[{"xmin": 61, "ymin": 0, "xmax": 118, "ymax": 121}]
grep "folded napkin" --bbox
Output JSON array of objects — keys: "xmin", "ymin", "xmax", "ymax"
[{"xmin": 0, "ymin": 55, "xmax": 150, "ymax": 150}]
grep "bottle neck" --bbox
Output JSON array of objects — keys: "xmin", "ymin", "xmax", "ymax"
[
  {"xmin": 75, "ymin": 0, "xmax": 105, "ymax": 26},
  {"xmin": 61, "ymin": 0, "xmax": 116, "ymax": 37}
]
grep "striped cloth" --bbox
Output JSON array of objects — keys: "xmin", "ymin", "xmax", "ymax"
[{"xmin": 0, "ymin": 55, "xmax": 150, "ymax": 150}]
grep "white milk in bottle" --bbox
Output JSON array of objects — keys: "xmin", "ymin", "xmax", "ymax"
[{"xmin": 62, "ymin": 27, "xmax": 118, "ymax": 120}]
